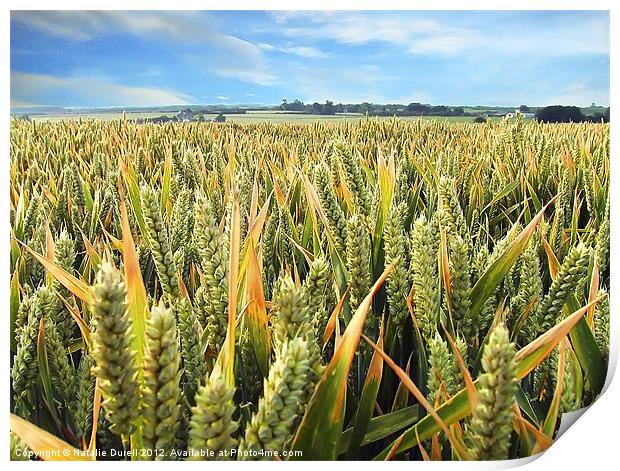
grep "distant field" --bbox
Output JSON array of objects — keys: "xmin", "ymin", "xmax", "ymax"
[
  {"xmin": 29, "ymin": 111, "xmax": 178, "ymax": 122},
  {"xmin": 29, "ymin": 112, "xmax": 506, "ymax": 124},
  {"xmin": 222, "ymin": 114, "xmax": 504, "ymax": 124}
]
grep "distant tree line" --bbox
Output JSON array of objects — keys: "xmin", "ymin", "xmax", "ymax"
[
  {"xmin": 134, "ymin": 102, "xmax": 609, "ymax": 125},
  {"xmin": 280, "ymin": 99, "xmax": 468, "ymax": 117},
  {"xmin": 279, "ymin": 99, "xmax": 610, "ymax": 122},
  {"xmin": 535, "ymin": 105, "xmax": 610, "ymax": 123}
]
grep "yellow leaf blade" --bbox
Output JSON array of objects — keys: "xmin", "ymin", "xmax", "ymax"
[
  {"xmin": 18, "ymin": 239, "xmax": 94, "ymax": 304},
  {"xmin": 10, "ymin": 414, "xmax": 93, "ymax": 461}
]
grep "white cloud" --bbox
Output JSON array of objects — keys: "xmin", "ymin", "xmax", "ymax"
[
  {"xmin": 273, "ymin": 12, "xmax": 479, "ymax": 56},
  {"xmin": 408, "ymin": 32, "xmax": 480, "ymax": 55},
  {"xmin": 12, "ymin": 11, "xmax": 96, "ymax": 41},
  {"xmin": 15, "ymin": 11, "xmax": 607, "ymax": 60},
  {"xmin": 269, "ymin": 11, "xmax": 609, "ymax": 58},
  {"xmin": 11, "ymin": 71, "xmax": 194, "ymax": 107},
  {"xmin": 12, "ymin": 11, "xmax": 208, "ymax": 42},
  {"xmin": 212, "ymin": 36, "xmax": 279, "ymax": 85},
  {"xmin": 11, "ymin": 11, "xmax": 266, "ymax": 58},
  {"xmin": 12, "ymin": 11, "xmax": 282, "ymax": 87},
  {"xmin": 258, "ymin": 43, "xmax": 327, "ymax": 58},
  {"xmin": 184, "ymin": 38, "xmax": 279, "ymax": 87},
  {"xmin": 214, "ymin": 69, "xmax": 279, "ymax": 86},
  {"xmin": 284, "ymin": 46, "xmax": 326, "ymax": 58}
]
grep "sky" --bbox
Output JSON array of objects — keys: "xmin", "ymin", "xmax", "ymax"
[{"xmin": 10, "ymin": 10, "xmax": 610, "ymax": 108}]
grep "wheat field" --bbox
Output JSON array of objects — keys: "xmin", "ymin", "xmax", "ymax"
[{"xmin": 9, "ymin": 117, "xmax": 609, "ymax": 461}]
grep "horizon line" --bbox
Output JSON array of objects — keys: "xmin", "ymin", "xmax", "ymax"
[{"xmin": 10, "ymin": 101, "xmax": 609, "ymax": 111}]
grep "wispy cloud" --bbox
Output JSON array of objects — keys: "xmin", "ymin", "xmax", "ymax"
[
  {"xmin": 271, "ymin": 12, "xmax": 480, "ymax": 56},
  {"xmin": 214, "ymin": 69, "xmax": 279, "ymax": 86},
  {"xmin": 12, "ymin": 11, "xmax": 210, "ymax": 42},
  {"xmin": 269, "ymin": 11, "xmax": 609, "ymax": 58},
  {"xmin": 10, "ymin": 11, "xmax": 609, "ymax": 107},
  {"xmin": 258, "ymin": 42, "xmax": 327, "ymax": 58},
  {"xmin": 11, "ymin": 71, "xmax": 193, "ymax": 107},
  {"xmin": 184, "ymin": 41, "xmax": 280, "ymax": 87},
  {"xmin": 13, "ymin": 11, "xmax": 282, "ymax": 87}
]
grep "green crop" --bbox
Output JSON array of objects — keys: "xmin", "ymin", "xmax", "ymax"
[{"xmin": 9, "ymin": 117, "xmax": 609, "ymax": 461}]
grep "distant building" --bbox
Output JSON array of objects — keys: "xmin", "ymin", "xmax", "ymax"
[
  {"xmin": 514, "ymin": 108, "xmax": 535, "ymax": 119},
  {"xmin": 176, "ymin": 108, "xmax": 194, "ymax": 122},
  {"xmin": 150, "ymin": 115, "xmax": 174, "ymax": 124},
  {"xmin": 505, "ymin": 109, "xmax": 535, "ymax": 119}
]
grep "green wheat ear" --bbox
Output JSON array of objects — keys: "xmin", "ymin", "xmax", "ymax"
[
  {"xmin": 21, "ymin": 193, "xmax": 42, "ymax": 241},
  {"xmin": 447, "ymin": 233, "xmax": 475, "ymax": 341},
  {"xmin": 345, "ymin": 214, "xmax": 371, "ymax": 314},
  {"xmin": 272, "ymin": 275, "xmax": 312, "ymax": 346},
  {"xmin": 262, "ymin": 204, "xmax": 280, "ymax": 295},
  {"xmin": 426, "ymin": 332, "xmax": 462, "ymax": 405},
  {"xmin": 307, "ymin": 256, "xmax": 336, "ymax": 342},
  {"xmin": 595, "ymin": 194, "xmax": 609, "ymax": 272},
  {"xmin": 170, "ymin": 188, "xmax": 195, "ymax": 255},
  {"xmin": 594, "ymin": 289, "xmax": 610, "ymax": 361},
  {"xmin": 188, "ymin": 370, "xmax": 238, "ymax": 461},
  {"xmin": 72, "ymin": 352, "xmax": 95, "ymax": 439},
  {"xmin": 438, "ymin": 176, "xmax": 470, "ymax": 241},
  {"xmin": 302, "ymin": 256, "xmax": 331, "ymax": 330},
  {"xmin": 12, "ymin": 292, "xmax": 44, "ymax": 415},
  {"xmin": 90, "ymin": 262, "xmax": 140, "ymax": 437},
  {"xmin": 534, "ymin": 243, "xmax": 590, "ymax": 335},
  {"xmin": 410, "ymin": 214, "xmax": 439, "ymax": 340},
  {"xmin": 384, "ymin": 202, "xmax": 411, "ymax": 330},
  {"xmin": 140, "ymin": 185, "xmax": 179, "ymax": 298},
  {"xmin": 239, "ymin": 337, "xmax": 311, "ymax": 459},
  {"xmin": 552, "ymin": 347, "xmax": 580, "ymax": 413},
  {"xmin": 344, "ymin": 213, "xmax": 373, "ymax": 362},
  {"xmin": 511, "ymin": 240, "xmax": 543, "ymax": 343},
  {"xmin": 53, "ymin": 230, "xmax": 77, "ymax": 345},
  {"xmin": 141, "ymin": 301, "xmax": 182, "ymax": 459},
  {"xmin": 177, "ymin": 298, "xmax": 207, "ymax": 404},
  {"xmin": 333, "ymin": 141, "xmax": 372, "ymax": 216},
  {"xmin": 13, "ymin": 290, "xmax": 34, "ymax": 348},
  {"xmin": 24, "ymin": 214, "xmax": 46, "ymax": 285},
  {"xmin": 298, "ymin": 257, "xmax": 331, "ymax": 391},
  {"xmin": 314, "ymin": 162, "xmax": 347, "ymax": 253},
  {"xmin": 195, "ymin": 196, "xmax": 229, "ymax": 353},
  {"xmin": 466, "ymin": 323, "xmax": 518, "ymax": 460},
  {"xmin": 44, "ymin": 316, "xmax": 75, "ymax": 408}
]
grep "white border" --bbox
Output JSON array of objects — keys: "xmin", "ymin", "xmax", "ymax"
[{"xmin": 2, "ymin": 1, "xmax": 617, "ymax": 468}]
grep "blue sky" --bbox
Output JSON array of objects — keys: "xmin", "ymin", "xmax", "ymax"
[{"xmin": 10, "ymin": 10, "xmax": 609, "ymax": 108}]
